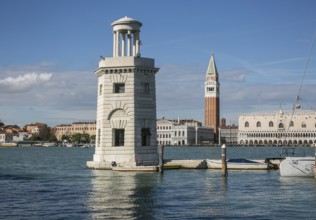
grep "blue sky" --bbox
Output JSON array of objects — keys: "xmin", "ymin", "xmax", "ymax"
[{"xmin": 0, "ymin": 0, "xmax": 316, "ymax": 127}]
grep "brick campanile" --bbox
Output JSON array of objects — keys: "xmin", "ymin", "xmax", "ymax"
[{"xmin": 204, "ymin": 53, "xmax": 220, "ymax": 143}]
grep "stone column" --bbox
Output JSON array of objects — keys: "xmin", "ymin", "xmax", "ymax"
[
  {"xmin": 121, "ymin": 33, "xmax": 126, "ymax": 56},
  {"xmin": 116, "ymin": 31, "xmax": 120, "ymax": 57},
  {"xmin": 133, "ymin": 32, "xmax": 137, "ymax": 56},
  {"xmin": 135, "ymin": 31, "xmax": 140, "ymax": 56},
  {"xmin": 127, "ymin": 31, "xmax": 132, "ymax": 56},
  {"xmin": 113, "ymin": 31, "xmax": 116, "ymax": 57}
]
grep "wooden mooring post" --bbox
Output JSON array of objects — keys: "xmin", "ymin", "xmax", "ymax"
[
  {"xmin": 314, "ymin": 148, "xmax": 316, "ymax": 179},
  {"xmin": 222, "ymin": 144, "xmax": 228, "ymax": 177},
  {"xmin": 159, "ymin": 145, "xmax": 164, "ymax": 174}
]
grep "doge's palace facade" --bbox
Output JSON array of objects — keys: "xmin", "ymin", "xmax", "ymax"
[{"xmin": 238, "ymin": 108, "xmax": 316, "ymax": 146}]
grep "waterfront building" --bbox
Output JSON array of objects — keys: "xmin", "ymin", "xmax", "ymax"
[
  {"xmin": 25, "ymin": 123, "xmax": 48, "ymax": 134},
  {"xmin": 88, "ymin": 16, "xmax": 159, "ymax": 169},
  {"xmin": 238, "ymin": 108, "xmax": 316, "ymax": 146},
  {"xmin": 220, "ymin": 126, "xmax": 239, "ymax": 145},
  {"xmin": 219, "ymin": 118, "xmax": 239, "ymax": 145},
  {"xmin": 157, "ymin": 118, "xmax": 214, "ymax": 145},
  {"xmin": 157, "ymin": 119, "xmax": 174, "ymax": 145},
  {"xmin": 0, "ymin": 124, "xmax": 28, "ymax": 142},
  {"xmin": 13, "ymin": 132, "xmax": 28, "ymax": 142},
  {"xmin": 204, "ymin": 54, "xmax": 220, "ymax": 142},
  {"xmin": 0, "ymin": 131, "xmax": 13, "ymax": 144},
  {"xmin": 1, "ymin": 125, "xmax": 21, "ymax": 133},
  {"xmin": 54, "ymin": 121, "xmax": 96, "ymax": 141},
  {"xmin": 169, "ymin": 119, "xmax": 202, "ymax": 127}
]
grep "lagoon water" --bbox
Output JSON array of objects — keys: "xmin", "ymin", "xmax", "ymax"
[{"xmin": 0, "ymin": 146, "xmax": 315, "ymax": 219}]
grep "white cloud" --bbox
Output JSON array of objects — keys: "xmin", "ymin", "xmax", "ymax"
[
  {"xmin": 1, "ymin": 61, "xmax": 315, "ymax": 127},
  {"xmin": 0, "ymin": 63, "xmax": 98, "ymax": 126},
  {"xmin": 221, "ymin": 68, "xmax": 248, "ymax": 82},
  {"xmin": 0, "ymin": 72, "xmax": 52, "ymax": 93}
]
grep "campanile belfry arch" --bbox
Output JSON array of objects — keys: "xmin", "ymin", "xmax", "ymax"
[{"xmin": 87, "ymin": 16, "xmax": 159, "ymax": 169}]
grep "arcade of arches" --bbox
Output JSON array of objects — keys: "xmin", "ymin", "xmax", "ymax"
[
  {"xmin": 239, "ymin": 131, "xmax": 316, "ymax": 146},
  {"xmin": 238, "ymin": 110, "xmax": 316, "ymax": 146}
]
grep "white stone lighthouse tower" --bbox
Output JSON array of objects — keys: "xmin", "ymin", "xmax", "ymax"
[{"xmin": 87, "ymin": 16, "xmax": 159, "ymax": 169}]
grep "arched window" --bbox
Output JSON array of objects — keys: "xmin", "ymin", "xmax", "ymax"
[
  {"xmin": 279, "ymin": 123, "xmax": 284, "ymax": 128},
  {"xmin": 256, "ymin": 121, "xmax": 261, "ymax": 127},
  {"xmin": 290, "ymin": 121, "xmax": 294, "ymax": 127},
  {"xmin": 269, "ymin": 121, "xmax": 274, "ymax": 127},
  {"xmin": 245, "ymin": 121, "xmax": 249, "ymax": 127},
  {"xmin": 302, "ymin": 122, "xmax": 306, "ymax": 128}
]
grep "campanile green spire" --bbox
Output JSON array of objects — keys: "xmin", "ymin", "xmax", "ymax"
[{"xmin": 206, "ymin": 53, "xmax": 218, "ymax": 76}]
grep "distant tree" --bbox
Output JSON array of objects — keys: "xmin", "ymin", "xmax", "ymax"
[
  {"xmin": 71, "ymin": 133, "xmax": 82, "ymax": 143},
  {"xmin": 90, "ymin": 135, "xmax": 96, "ymax": 143},
  {"xmin": 61, "ymin": 134, "xmax": 71, "ymax": 142},
  {"xmin": 38, "ymin": 126, "xmax": 50, "ymax": 141},
  {"xmin": 49, "ymin": 127, "xmax": 57, "ymax": 142},
  {"xmin": 29, "ymin": 134, "xmax": 41, "ymax": 141},
  {"xmin": 49, "ymin": 133, "xmax": 57, "ymax": 142},
  {"xmin": 81, "ymin": 133, "xmax": 90, "ymax": 143}
]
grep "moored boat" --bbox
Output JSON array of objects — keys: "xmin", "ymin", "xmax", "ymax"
[
  {"xmin": 65, "ymin": 143, "xmax": 75, "ymax": 147},
  {"xmin": 0, "ymin": 142, "xmax": 17, "ymax": 147},
  {"xmin": 279, "ymin": 157, "xmax": 315, "ymax": 177},
  {"xmin": 42, "ymin": 142, "xmax": 57, "ymax": 147},
  {"xmin": 206, "ymin": 158, "xmax": 268, "ymax": 170}
]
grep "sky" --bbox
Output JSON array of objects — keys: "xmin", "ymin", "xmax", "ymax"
[{"xmin": 0, "ymin": 0, "xmax": 316, "ymax": 127}]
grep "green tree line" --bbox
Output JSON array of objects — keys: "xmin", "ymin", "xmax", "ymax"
[
  {"xmin": 29, "ymin": 127, "xmax": 96, "ymax": 143},
  {"xmin": 61, "ymin": 133, "xmax": 96, "ymax": 144}
]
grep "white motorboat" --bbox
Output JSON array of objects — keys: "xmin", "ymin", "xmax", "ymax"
[
  {"xmin": 42, "ymin": 142, "xmax": 57, "ymax": 147},
  {"xmin": 279, "ymin": 157, "xmax": 315, "ymax": 177},
  {"xmin": 65, "ymin": 143, "xmax": 74, "ymax": 147},
  {"xmin": 206, "ymin": 158, "xmax": 268, "ymax": 170},
  {"xmin": 277, "ymin": 36, "xmax": 316, "ymax": 177}
]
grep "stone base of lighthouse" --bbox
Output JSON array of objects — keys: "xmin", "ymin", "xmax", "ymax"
[{"xmin": 86, "ymin": 147, "xmax": 159, "ymax": 171}]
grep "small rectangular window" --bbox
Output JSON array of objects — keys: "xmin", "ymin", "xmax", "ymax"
[
  {"xmin": 141, "ymin": 128, "xmax": 151, "ymax": 146},
  {"xmin": 97, "ymin": 129, "xmax": 101, "ymax": 146},
  {"xmin": 113, "ymin": 129, "xmax": 124, "ymax": 146},
  {"xmin": 142, "ymin": 83, "xmax": 150, "ymax": 94},
  {"xmin": 114, "ymin": 83, "xmax": 125, "ymax": 93},
  {"xmin": 99, "ymin": 84, "xmax": 103, "ymax": 95}
]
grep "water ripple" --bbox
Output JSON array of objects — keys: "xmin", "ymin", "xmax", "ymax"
[{"xmin": 1, "ymin": 147, "xmax": 316, "ymax": 219}]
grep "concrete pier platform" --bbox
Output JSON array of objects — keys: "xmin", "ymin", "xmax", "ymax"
[
  {"xmin": 87, "ymin": 159, "xmax": 275, "ymax": 171},
  {"xmin": 164, "ymin": 159, "xmax": 207, "ymax": 169},
  {"xmin": 86, "ymin": 160, "xmax": 207, "ymax": 171},
  {"xmin": 112, "ymin": 166, "xmax": 158, "ymax": 172},
  {"xmin": 86, "ymin": 161, "xmax": 158, "ymax": 171}
]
